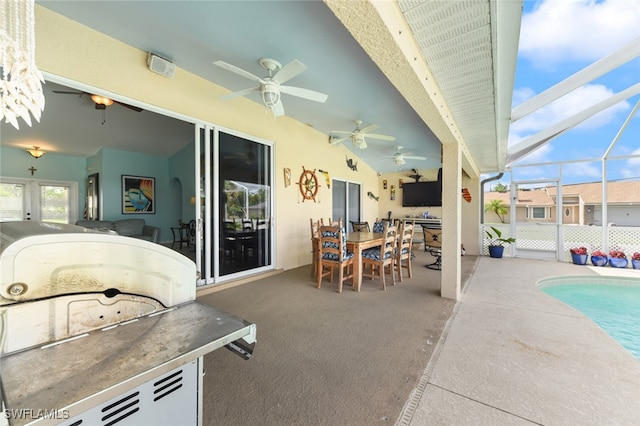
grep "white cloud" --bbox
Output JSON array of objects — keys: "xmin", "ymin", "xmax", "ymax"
[
  {"xmin": 622, "ymin": 148, "xmax": 640, "ymax": 177},
  {"xmin": 520, "ymin": 0, "xmax": 640, "ymax": 66},
  {"xmin": 563, "ymin": 162, "xmax": 602, "ymax": 180},
  {"xmin": 511, "ymin": 84, "xmax": 629, "ymax": 136}
]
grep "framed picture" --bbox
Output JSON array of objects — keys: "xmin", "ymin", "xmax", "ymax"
[{"xmin": 122, "ymin": 175, "xmax": 155, "ymax": 214}]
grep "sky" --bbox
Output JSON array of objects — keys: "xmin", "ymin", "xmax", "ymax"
[{"xmin": 505, "ymin": 0, "xmax": 640, "ymax": 186}]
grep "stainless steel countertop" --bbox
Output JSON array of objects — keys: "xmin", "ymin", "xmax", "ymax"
[{"xmin": 1, "ymin": 301, "xmax": 255, "ymax": 425}]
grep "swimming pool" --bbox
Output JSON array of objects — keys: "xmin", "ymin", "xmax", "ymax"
[{"xmin": 538, "ymin": 275, "xmax": 640, "ymax": 360}]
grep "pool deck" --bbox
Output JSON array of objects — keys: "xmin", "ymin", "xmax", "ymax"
[{"xmin": 401, "ymin": 257, "xmax": 640, "ymax": 425}]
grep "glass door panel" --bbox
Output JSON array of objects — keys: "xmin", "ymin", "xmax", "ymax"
[
  {"xmin": 0, "ymin": 182, "xmax": 26, "ymax": 221},
  {"xmin": 40, "ymin": 185, "xmax": 70, "ymax": 223},
  {"xmin": 217, "ymin": 132, "xmax": 273, "ymax": 277},
  {"xmin": 0, "ymin": 178, "xmax": 76, "ymax": 223}
]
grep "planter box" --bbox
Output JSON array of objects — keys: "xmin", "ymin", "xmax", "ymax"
[
  {"xmin": 632, "ymin": 259, "xmax": 640, "ymax": 269},
  {"xmin": 590, "ymin": 255, "xmax": 608, "ymax": 267}
]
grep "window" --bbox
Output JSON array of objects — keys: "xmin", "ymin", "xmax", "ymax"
[{"xmin": 532, "ymin": 207, "xmax": 546, "ymax": 219}]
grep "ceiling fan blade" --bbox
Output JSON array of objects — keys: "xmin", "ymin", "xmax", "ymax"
[
  {"xmin": 114, "ymin": 100, "xmax": 143, "ymax": 112},
  {"xmin": 403, "ymin": 156, "xmax": 427, "ymax": 160},
  {"xmin": 272, "ymin": 59, "xmax": 306, "ymax": 84},
  {"xmin": 330, "ymin": 136, "xmax": 350, "ymax": 145},
  {"xmin": 52, "ymin": 90, "xmax": 84, "ymax": 95},
  {"xmin": 213, "ymin": 60, "xmax": 264, "ymax": 83},
  {"xmin": 329, "ymin": 130, "xmax": 354, "ymax": 135},
  {"xmin": 221, "ymin": 86, "xmax": 260, "ymax": 101},
  {"xmin": 365, "ymin": 133, "xmax": 396, "ymax": 141},
  {"xmin": 279, "ymin": 85, "xmax": 328, "ymax": 103},
  {"xmin": 358, "ymin": 124, "xmax": 378, "ymax": 134},
  {"xmin": 271, "ymin": 99, "xmax": 285, "ymax": 117}
]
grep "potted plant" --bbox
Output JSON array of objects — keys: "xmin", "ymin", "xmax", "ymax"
[
  {"xmin": 485, "ymin": 226, "xmax": 515, "ymax": 258},
  {"xmin": 608, "ymin": 250, "xmax": 628, "ymax": 268},
  {"xmin": 590, "ymin": 250, "xmax": 608, "ymax": 267},
  {"xmin": 569, "ymin": 247, "xmax": 588, "ymax": 265},
  {"xmin": 632, "ymin": 252, "xmax": 640, "ymax": 270}
]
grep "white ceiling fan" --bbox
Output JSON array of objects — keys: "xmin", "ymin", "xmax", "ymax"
[
  {"xmin": 329, "ymin": 119, "xmax": 395, "ymax": 149},
  {"xmin": 213, "ymin": 57, "xmax": 328, "ymax": 117},
  {"xmin": 387, "ymin": 146, "xmax": 427, "ymax": 166}
]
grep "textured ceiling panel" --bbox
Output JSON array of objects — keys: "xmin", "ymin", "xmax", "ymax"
[{"xmin": 399, "ymin": 0, "xmax": 498, "ymax": 172}]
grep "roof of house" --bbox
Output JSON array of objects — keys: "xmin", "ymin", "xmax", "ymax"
[{"xmin": 485, "ymin": 181, "xmax": 640, "ymax": 206}]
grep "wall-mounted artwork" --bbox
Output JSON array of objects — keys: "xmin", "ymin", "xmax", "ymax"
[{"xmin": 122, "ymin": 175, "xmax": 155, "ymax": 214}]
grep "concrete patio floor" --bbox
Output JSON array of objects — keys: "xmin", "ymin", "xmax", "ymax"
[{"xmin": 401, "ymin": 257, "xmax": 640, "ymax": 425}]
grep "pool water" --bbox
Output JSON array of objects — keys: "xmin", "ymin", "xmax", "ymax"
[{"xmin": 540, "ymin": 277, "xmax": 640, "ymax": 360}]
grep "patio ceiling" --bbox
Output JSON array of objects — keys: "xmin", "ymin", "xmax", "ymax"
[{"xmin": 4, "ymin": 1, "xmax": 522, "ymax": 176}]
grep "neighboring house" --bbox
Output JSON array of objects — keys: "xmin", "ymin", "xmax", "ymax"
[{"xmin": 485, "ymin": 181, "xmax": 640, "ymax": 227}]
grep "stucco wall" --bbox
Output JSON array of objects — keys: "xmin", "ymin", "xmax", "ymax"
[{"xmin": 33, "ymin": 6, "xmax": 381, "ymax": 272}]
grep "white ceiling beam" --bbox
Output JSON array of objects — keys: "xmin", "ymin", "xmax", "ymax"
[
  {"xmin": 511, "ymin": 37, "xmax": 640, "ymax": 122},
  {"xmin": 506, "ymin": 83, "xmax": 640, "ymax": 166},
  {"xmin": 492, "ymin": 0, "xmax": 524, "ymax": 171}
]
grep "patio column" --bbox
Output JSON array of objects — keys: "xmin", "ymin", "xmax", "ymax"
[{"xmin": 441, "ymin": 142, "xmax": 462, "ymax": 300}]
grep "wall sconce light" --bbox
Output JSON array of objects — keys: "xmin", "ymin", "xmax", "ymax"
[{"xmin": 26, "ymin": 146, "xmax": 46, "ymax": 159}]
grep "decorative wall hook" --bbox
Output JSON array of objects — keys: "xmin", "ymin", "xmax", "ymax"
[
  {"xmin": 318, "ymin": 169, "xmax": 331, "ymax": 189},
  {"xmin": 345, "ymin": 156, "xmax": 358, "ymax": 171}
]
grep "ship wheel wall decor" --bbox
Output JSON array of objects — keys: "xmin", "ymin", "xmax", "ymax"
[{"xmin": 297, "ymin": 166, "xmax": 320, "ymax": 202}]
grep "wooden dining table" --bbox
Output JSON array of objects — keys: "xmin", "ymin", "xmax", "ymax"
[{"xmin": 346, "ymin": 231, "xmax": 384, "ymax": 292}]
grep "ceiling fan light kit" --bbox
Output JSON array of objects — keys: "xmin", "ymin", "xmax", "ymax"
[
  {"xmin": 213, "ymin": 57, "xmax": 327, "ymax": 117},
  {"xmin": 90, "ymin": 94, "xmax": 114, "ymax": 107},
  {"xmin": 330, "ymin": 119, "xmax": 396, "ymax": 150}
]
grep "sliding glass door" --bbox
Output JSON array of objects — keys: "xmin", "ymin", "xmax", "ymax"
[
  {"xmin": 332, "ymin": 178, "xmax": 362, "ymax": 229},
  {"xmin": 195, "ymin": 126, "xmax": 274, "ymax": 285}
]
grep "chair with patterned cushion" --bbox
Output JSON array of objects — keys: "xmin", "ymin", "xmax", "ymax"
[
  {"xmin": 361, "ymin": 221, "xmax": 397, "ymax": 290},
  {"xmin": 372, "ymin": 220, "xmax": 385, "ymax": 233},
  {"xmin": 394, "ymin": 220, "xmax": 414, "ymax": 282},
  {"xmin": 317, "ymin": 225, "xmax": 354, "ymax": 293},
  {"xmin": 320, "ymin": 217, "xmax": 343, "ymax": 228},
  {"xmin": 350, "ymin": 221, "xmax": 370, "ymax": 232}
]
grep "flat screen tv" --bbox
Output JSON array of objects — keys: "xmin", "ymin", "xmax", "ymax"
[{"xmin": 402, "ymin": 181, "xmax": 442, "ymax": 207}]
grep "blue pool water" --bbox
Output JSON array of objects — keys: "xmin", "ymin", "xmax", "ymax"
[{"xmin": 540, "ymin": 276, "xmax": 640, "ymax": 360}]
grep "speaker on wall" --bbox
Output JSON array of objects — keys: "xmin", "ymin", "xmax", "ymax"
[{"xmin": 147, "ymin": 53, "xmax": 175, "ymax": 79}]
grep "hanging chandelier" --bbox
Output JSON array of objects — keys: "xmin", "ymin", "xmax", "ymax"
[{"xmin": 0, "ymin": 0, "xmax": 45, "ymax": 130}]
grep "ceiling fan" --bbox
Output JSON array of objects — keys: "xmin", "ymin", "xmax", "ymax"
[
  {"xmin": 213, "ymin": 57, "xmax": 328, "ymax": 117},
  {"xmin": 387, "ymin": 146, "xmax": 427, "ymax": 166},
  {"xmin": 52, "ymin": 90, "xmax": 143, "ymax": 112},
  {"xmin": 329, "ymin": 120, "xmax": 395, "ymax": 149}
]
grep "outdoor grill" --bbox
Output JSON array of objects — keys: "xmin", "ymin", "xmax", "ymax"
[{"xmin": 0, "ymin": 221, "xmax": 256, "ymax": 426}]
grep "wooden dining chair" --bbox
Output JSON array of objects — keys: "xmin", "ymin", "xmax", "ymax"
[
  {"xmin": 361, "ymin": 221, "xmax": 397, "ymax": 290},
  {"xmin": 310, "ymin": 218, "xmax": 321, "ymax": 278},
  {"xmin": 320, "ymin": 217, "xmax": 343, "ymax": 228},
  {"xmin": 317, "ymin": 224, "xmax": 354, "ymax": 293},
  {"xmin": 395, "ymin": 220, "xmax": 414, "ymax": 282},
  {"xmin": 424, "ymin": 227, "xmax": 442, "ymax": 270},
  {"xmin": 350, "ymin": 221, "xmax": 370, "ymax": 232}
]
